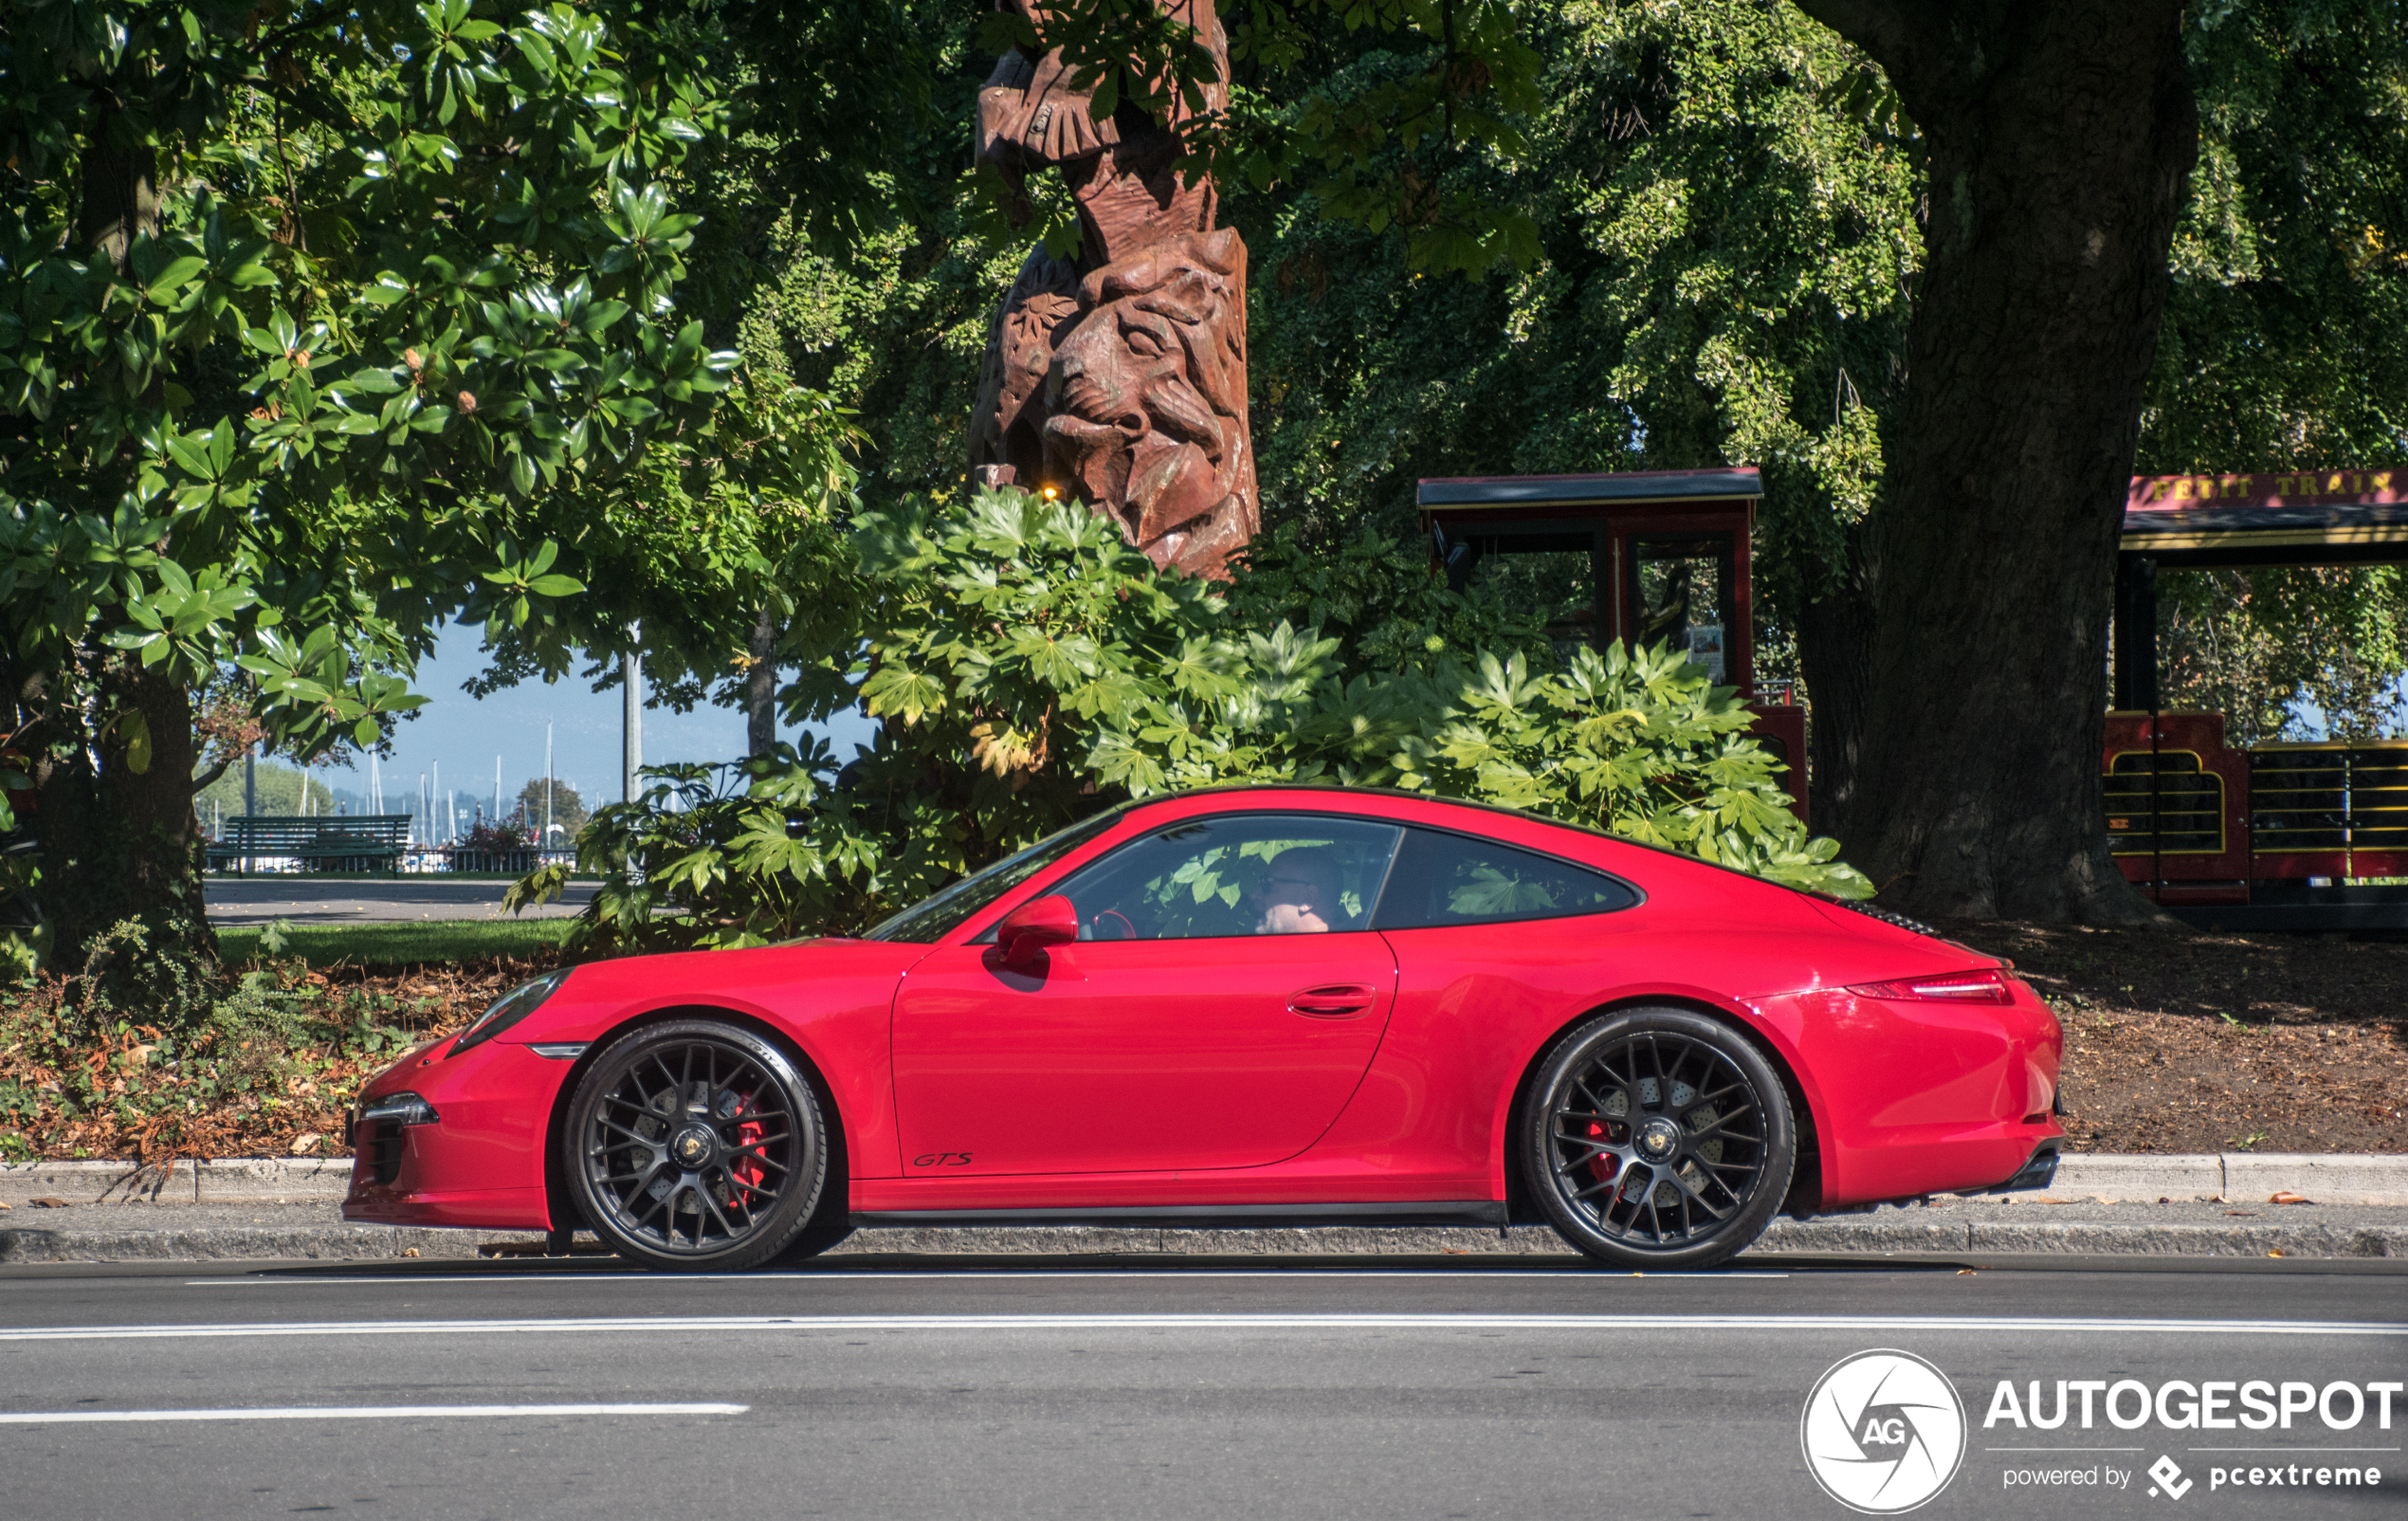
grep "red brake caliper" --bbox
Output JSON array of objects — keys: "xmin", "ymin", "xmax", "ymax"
[
  {"xmin": 1586, "ymin": 1122, "xmax": 1623, "ymax": 1193},
  {"xmin": 728, "ymin": 1098, "xmax": 768, "ymax": 1211}
]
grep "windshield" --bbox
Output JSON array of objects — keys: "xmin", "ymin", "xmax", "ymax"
[{"xmin": 863, "ymin": 810, "xmax": 1124, "ymax": 944}]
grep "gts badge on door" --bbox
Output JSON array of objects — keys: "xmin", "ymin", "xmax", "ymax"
[{"xmin": 913, "ymin": 1151, "xmax": 974, "ymax": 1167}]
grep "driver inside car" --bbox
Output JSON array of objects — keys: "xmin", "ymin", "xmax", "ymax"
[{"xmin": 1250, "ymin": 851, "xmax": 1341, "ymax": 934}]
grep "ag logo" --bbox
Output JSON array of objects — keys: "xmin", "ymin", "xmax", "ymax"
[{"xmin": 1800, "ymin": 1349, "xmax": 1966, "ymax": 1513}]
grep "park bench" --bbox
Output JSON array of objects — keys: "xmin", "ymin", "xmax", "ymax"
[{"xmin": 205, "ymin": 815, "xmax": 413, "ymax": 874}]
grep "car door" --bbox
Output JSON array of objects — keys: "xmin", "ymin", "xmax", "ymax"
[
  {"xmin": 892, "ymin": 813, "xmax": 1406, "ymax": 1177},
  {"xmin": 1359, "ymin": 825, "xmax": 1647, "ymax": 1171}
]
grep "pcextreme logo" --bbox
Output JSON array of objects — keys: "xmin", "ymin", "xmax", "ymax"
[{"xmin": 1801, "ymin": 1349, "xmax": 1968, "ymax": 1513}]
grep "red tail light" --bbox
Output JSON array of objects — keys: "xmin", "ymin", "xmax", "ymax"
[{"xmin": 1852, "ymin": 967, "xmax": 2017, "ymax": 1005}]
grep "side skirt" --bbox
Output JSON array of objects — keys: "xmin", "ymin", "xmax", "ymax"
[{"xmin": 849, "ymin": 1200, "xmax": 1507, "ymax": 1230}]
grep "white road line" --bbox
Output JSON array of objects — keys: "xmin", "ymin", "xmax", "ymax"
[
  {"xmin": 183, "ymin": 1271, "xmax": 1789, "ymax": 1286},
  {"xmin": 5, "ymin": 1314, "xmax": 2403, "ymax": 1343},
  {"xmin": 0, "ymin": 1403, "xmax": 746, "ymax": 1424}
]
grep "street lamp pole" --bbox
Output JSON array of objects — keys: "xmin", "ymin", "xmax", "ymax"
[{"xmin": 623, "ymin": 621, "xmax": 643, "ymax": 804}]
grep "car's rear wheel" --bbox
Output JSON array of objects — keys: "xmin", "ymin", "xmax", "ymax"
[
  {"xmin": 1524, "ymin": 1007, "xmax": 1794, "ymax": 1270},
  {"xmin": 566, "ymin": 1019, "xmax": 830, "ymax": 1273}
]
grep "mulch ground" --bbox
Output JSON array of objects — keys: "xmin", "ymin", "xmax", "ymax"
[
  {"xmin": 1936, "ymin": 919, "xmax": 2408, "ymax": 1156},
  {"xmin": 2, "ymin": 950, "xmax": 568, "ymax": 1164}
]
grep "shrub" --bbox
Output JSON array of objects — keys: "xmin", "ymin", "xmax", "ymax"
[
  {"xmin": 0, "ymin": 918, "xmax": 489, "ymax": 1162},
  {"xmin": 511, "ymin": 488, "xmax": 1869, "ymax": 948}
]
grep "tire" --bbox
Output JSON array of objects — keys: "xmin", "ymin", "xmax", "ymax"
[
  {"xmin": 1523, "ymin": 1006, "xmax": 1795, "ymax": 1271},
  {"xmin": 565, "ymin": 1019, "xmax": 830, "ymax": 1273}
]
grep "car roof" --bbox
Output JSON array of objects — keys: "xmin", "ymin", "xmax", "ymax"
[
  {"xmin": 1103, "ymin": 783, "xmax": 1862, "ymax": 905},
  {"xmin": 1116, "ymin": 780, "xmax": 1608, "ymax": 836}
]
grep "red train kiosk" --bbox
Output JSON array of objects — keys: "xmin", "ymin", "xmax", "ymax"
[
  {"xmin": 2108, "ymin": 467, "xmax": 2408, "ymax": 930},
  {"xmin": 1416, "ymin": 468, "xmax": 1810, "ymax": 819}
]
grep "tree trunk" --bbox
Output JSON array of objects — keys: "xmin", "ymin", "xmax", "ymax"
[
  {"xmin": 747, "ymin": 608, "xmax": 778, "ymax": 760},
  {"xmin": 79, "ymin": 130, "xmax": 160, "ymax": 268},
  {"xmin": 32, "ymin": 124, "xmax": 218, "ymax": 1000},
  {"xmin": 37, "ymin": 660, "xmax": 217, "ymax": 1008},
  {"xmin": 1792, "ymin": 0, "xmax": 2196, "ymax": 923},
  {"xmin": 1793, "ymin": 536, "xmax": 1876, "ymax": 844}
]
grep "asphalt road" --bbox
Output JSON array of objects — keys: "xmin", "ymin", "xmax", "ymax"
[
  {"xmin": 203, "ymin": 878, "xmax": 596, "ymax": 926},
  {"xmin": 1, "ymin": 1255, "xmax": 2401, "ymax": 1519}
]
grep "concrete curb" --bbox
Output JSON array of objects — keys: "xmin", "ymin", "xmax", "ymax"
[
  {"xmin": 0, "ymin": 1224, "xmax": 540, "ymax": 1264},
  {"xmin": 5, "ymin": 1216, "xmax": 2403, "ymax": 1266},
  {"xmin": 9, "ymin": 1152, "xmax": 2408, "ymax": 1207},
  {"xmin": 2052, "ymin": 1153, "xmax": 2408, "ymax": 1206},
  {"xmin": 0, "ymin": 1158, "xmax": 352, "ymax": 1205}
]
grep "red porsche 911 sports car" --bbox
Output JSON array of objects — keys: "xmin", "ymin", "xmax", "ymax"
[{"xmin": 345, "ymin": 786, "xmax": 2064, "ymax": 1271}]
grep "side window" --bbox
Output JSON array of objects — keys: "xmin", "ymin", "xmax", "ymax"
[
  {"xmin": 1372, "ymin": 828, "xmax": 1638, "ymax": 929},
  {"xmin": 1046, "ymin": 814, "xmax": 1404, "ymax": 940}
]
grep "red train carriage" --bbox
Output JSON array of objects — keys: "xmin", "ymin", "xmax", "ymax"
[
  {"xmin": 2110, "ymin": 468, "xmax": 2408, "ymax": 930},
  {"xmin": 1423, "ymin": 466, "xmax": 2408, "ymax": 931}
]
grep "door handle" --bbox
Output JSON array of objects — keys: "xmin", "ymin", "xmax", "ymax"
[{"xmin": 1289, "ymin": 982, "xmax": 1377, "ymax": 1018}]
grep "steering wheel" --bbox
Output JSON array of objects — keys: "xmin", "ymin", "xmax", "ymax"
[{"xmin": 1088, "ymin": 908, "xmax": 1136, "ymax": 942}]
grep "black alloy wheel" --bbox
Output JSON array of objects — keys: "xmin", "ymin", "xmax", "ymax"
[
  {"xmin": 566, "ymin": 1019, "xmax": 831, "ymax": 1272},
  {"xmin": 1524, "ymin": 1007, "xmax": 1795, "ymax": 1270}
]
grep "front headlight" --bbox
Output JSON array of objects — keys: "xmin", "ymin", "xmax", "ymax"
[
  {"xmin": 358, "ymin": 1091, "xmax": 440, "ymax": 1127},
  {"xmin": 447, "ymin": 969, "xmax": 571, "ymax": 1059}
]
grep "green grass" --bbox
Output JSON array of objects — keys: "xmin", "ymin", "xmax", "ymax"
[{"xmin": 216, "ymin": 917, "xmax": 583, "ymax": 967}]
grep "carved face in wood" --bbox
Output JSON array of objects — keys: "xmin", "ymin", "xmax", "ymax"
[{"xmin": 1041, "ymin": 228, "xmax": 1253, "ymax": 574}]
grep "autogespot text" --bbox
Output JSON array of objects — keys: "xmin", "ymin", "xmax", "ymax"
[{"xmin": 1984, "ymin": 1376, "xmax": 2398, "ymax": 1498}]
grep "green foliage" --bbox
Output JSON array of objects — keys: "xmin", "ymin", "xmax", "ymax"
[
  {"xmin": 1223, "ymin": 519, "xmax": 1553, "ymax": 675},
  {"xmin": 518, "ymin": 489, "xmax": 1867, "ymax": 951},
  {"xmin": 2145, "ymin": 2, "xmax": 2408, "ymax": 476},
  {"xmin": 193, "ymin": 760, "xmax": 337, "ymax": 819},
  {"xmin": 991, "ymin": 0, "xmax": 1545, "ymax": 275},
  {"xmin": 517, "ymin": 776, "xmax": 590, "ymax": 837},
  {"xmin": 0, "ymin": 0, "xmax": 738, "ymax": 971},
  {"xmin": 466, "ymin": 371, "xmax": 867, "ymax": 717},
  {"xmin": 1237, "ymin": 0, "xmax": 1918, "ymax": 631},
  {"xmin": 2139, "ymin": 4, "xmax": 2408, "ymax": 739},
  {"xmin": 2162, "ymin": 566, "xmax": 2407, "ymax": 742}
]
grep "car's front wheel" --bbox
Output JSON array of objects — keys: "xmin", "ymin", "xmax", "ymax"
[
  {"xmin": 566, "ymin": 1019, "xmax": 831, "ymax": 1272},
  {"xmin": 1524, "ymin": 1007, "xmax": 1795, "ymax": 1270}
]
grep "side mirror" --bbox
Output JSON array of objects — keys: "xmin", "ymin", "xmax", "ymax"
[{"xmin": 994, "ymin": 893, "xmax": 1079, "ymax": 969}]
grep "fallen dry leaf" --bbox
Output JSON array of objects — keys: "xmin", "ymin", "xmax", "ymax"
[
  {"xmin": 2225, "ymin": 1211, "xmax": 2259, "ymax": 1218},
  {"xmin": 0, "ymin": 1200, "xmax": 11, "ymax": 1210},
  {"xmin": 2267, "ymin": 1249, "xmax": 2286, "ymax": 1258},
  {"xmin": 28, "ymin": 1197, "xmax": 68, "ymax": 1208},
  {"xmin": 2269, "ymin": 1191, "xmax": 2313, "ymax": 1205},
  {"xmin": 290, "ymin": 1132, "xmax": 323, "ymax": 1156},
  {"xmin": 400, "ymin": 1246, "xmax": 420, "ymax": 1257},
  {"xmin": 1955, "ymin": 1269, "xmax": 1976, "ymax": 1276}
]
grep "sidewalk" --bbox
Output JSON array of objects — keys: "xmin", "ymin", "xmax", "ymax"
[
  {"xmin": 204, "ymin": 878, "xmax": 597, "ymax": 927},
  {"xmin": 4, "ymin": 1155, "xmax": 2404, "ymax": 1265}
]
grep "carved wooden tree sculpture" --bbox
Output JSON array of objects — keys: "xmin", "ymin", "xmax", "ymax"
[{"xmin": 970, "ymin": 0, "xmax": 1257, "ymax": 578}]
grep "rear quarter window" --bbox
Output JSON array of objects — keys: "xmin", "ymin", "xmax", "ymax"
[{"xmin": 1372, "ymin": 827, "xmax": 1639, "ymax": 929}]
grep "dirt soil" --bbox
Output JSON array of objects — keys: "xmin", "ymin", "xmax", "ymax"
[{"xmin": 1936, "ymin": 919, "xmax": 2408, "ymax": 1156}]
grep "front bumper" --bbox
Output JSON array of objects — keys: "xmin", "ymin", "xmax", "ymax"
[{"xmin": 342, "ymin": 1039, "xmax": 575, "ymax": 1232}]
